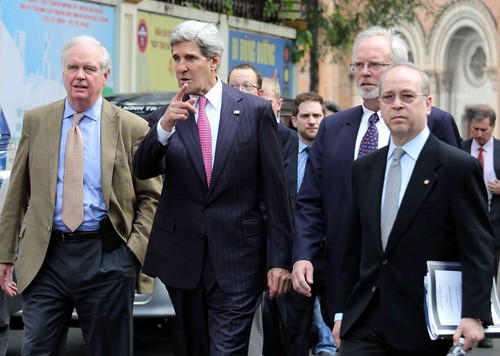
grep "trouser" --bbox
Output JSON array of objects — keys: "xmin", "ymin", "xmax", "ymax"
[{"xmin": 21, "ymin": 237, "xmax": 137, "ymax": 356}]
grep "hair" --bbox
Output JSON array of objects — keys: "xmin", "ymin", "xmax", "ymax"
[
  {"xmin": 468, "ymin": 104, "xmax": 496, "ymax": 126},
  {"xmin": 61, "ymin": 35, "xmax": 112, "ymax": 73},
  {"xmin": 292, "ymin": 92, "xmax": 325, "ymax": 117},
  {"xmin": 228, "ymin": 63, "xmax": 262, "ymax": 88},
  {"xmin": 170, "ymin": 20, "xmax": 224, "ymax": 65},
  {"xmin": 379, "ymin": 62, "xmax": 430, "ymax": 96},
  {"xmin": 261, "ymin": 77, "xmax": 281, "ymax": 99},
  {"xmin": 325, "ymin": 100, "xmax": 341, "ymax": 113},
  {"xmin": 352, "ymin": 26, "xmax": 408, "ymax": 64}
]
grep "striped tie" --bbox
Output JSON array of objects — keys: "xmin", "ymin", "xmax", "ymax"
[{"xmin": 197, "ymin": 97, "xmax": 212, "ymax": 185}]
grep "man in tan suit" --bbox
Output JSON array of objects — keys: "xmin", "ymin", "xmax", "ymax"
[{"xmin": 0, "ymin": 35, "xmax": 161, "ymax": 355}]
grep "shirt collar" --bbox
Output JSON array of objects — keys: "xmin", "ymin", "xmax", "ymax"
[
  {"xmin": 298, "ymin": 139, "xmax": 310, "ymax": 154},
  {"xmin": 63, "ymin": 96, "xmax": 102, "ymax": 121},
  {"xmin": 471, "ymin": 136, "xmax": 494, "ymax": 152},
  {"xmin": 387, "ymin": 126, "xmax": 430, "ymax": 162}
]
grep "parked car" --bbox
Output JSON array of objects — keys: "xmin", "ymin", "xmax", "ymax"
[{"xmin": 5, "ymin": 94, "xmax": 177, "ymax": 328}]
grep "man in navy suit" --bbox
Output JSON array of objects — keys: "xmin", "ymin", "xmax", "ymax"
[
  {"xmin": 462, "ymin": 104, "xmax": 500, "ymax": 349},
  {"xmin": 291, "ymin": 26, "xmax": 462, "ymax": 326},
  {"xmin": 133, "ymin": 20, "xmax": 293, "ymax": 355},
  {"xmin": 331, "ymin": 63, "xmax": 494, "ymax": 354}
]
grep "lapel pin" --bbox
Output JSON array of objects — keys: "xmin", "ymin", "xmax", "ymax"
[
  {"xmin": 423, "ymin": 179, "xmax": 430, "ymax": 185},
  {"xmin": 234, "ymin": 110, "xmax": 240, "ymax": 115}
]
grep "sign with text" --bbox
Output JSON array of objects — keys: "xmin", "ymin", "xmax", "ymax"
[
  {"xmin": 228, "ymin": 30, "xmax": 293, "ymax": 98},
  {"xmin": 0, "ymin": 0, "xmax": 115, "ymax": 143},
  {"xmin": 135, "ymin": 12, "xmax": 183, "ymax": 92}
]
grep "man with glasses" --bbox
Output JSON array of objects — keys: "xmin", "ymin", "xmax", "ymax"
[
  {"xmin": 331, "ymin": 62, "xmax": 494, "ymax": 354},
  {"xmin": 291, "ymin": 27, "xmax": 462, "ymax": 330}
]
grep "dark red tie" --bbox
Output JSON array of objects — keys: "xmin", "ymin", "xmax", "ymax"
[
  {"xmin": 478, "ymin": 147, "xmax": 485, "ymax": 171},
  {"xmin": 197, "ymin": 97, "xmax": 212, "ymax": 185}
]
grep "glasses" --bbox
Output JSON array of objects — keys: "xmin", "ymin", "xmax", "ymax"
[
  {"xmin": 229, "ymin": 83, "xmax": 259, "ymax": 92},
  {"xmin": 380, "ymin": 93, "xmax": 428, "ymax": 104},
  {"xmin": 350, "ymin": 62, "xmax": 391, "ymax": 72}
]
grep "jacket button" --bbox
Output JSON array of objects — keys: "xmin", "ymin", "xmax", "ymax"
[
  {"xmin": 371, "ymin": 286, "xmax": 377, "ymax": 293},
  {"xmin": 381, "ymin": 259, "xmax": 388, "ymax": 266},
  {"xmin": 199, "ymin": 234, "xmax": 205, "ymax": 240}
]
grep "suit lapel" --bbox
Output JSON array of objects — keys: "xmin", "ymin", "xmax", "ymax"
[
  {"xmin": 385, "ymin": 135, "xmax": 440, "ymax": 252},
  {"xmin": 48, "ymin": 100, "xmax": 65, "ymax": 203},
  {"xmin": 175, "ymin": 110, "xmax": 207, "ymax": 186},
  {"xmin": 363, "ymin": 148, "xmax": 387, "ymax": 253},
  {"xmin": 494, "ymin": 139, "xmax": 500, "ymax": 177},
  {"xmin": 208, "ymin": 87, "xmax": 243, "ymax": 195},
  {"xmin": 340, "ymin": 106, "xmax": 363, "ymax": 190},
  {"xmin": 100, "ymin": 99, "xmax": 119, "ymax": 208}
]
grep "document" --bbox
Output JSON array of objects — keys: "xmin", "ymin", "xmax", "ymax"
[{"xmin": 424, "ymin": 261, "xmax": 500, "ymax": 340}]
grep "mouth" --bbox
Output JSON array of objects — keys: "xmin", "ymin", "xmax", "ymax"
[{"xmin": 178, "ymin": 78, "xmax": 191, "ymax": 85}]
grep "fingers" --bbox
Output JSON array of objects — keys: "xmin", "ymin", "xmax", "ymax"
[
  {"xmin": 267, "ymin": 267, "xmax": 291, "ymax": 299},
  {"xmin": 160, "ymin": 86, "xmax": 198, "ymax": 132},
  {"xmin": 333, "ymin": 321, "xmax": 342, "ymax": 349},
  {"xmin": 291, "ymin": 260, "xmax": 313, "ymax": 297},
  {"xmin": 0, "ymin": 263, "xmax": 17, "ymax": 297}
]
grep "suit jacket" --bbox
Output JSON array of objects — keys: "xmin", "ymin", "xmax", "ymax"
[
  {"xmin": 462, "ymin": 138, "xmax": 500, "ymax": 246},
  {"xmin": 293, "ymin": 105, "xmax": 463, "ymax": 323},
  {"xmin": 133, "ymin": 84, "xmax": 293, "ymax": 294},
  {"xmin": 280, "ymin": 125, "xmax": 298, "ymax": 214},
  {"xmin": 335, "ymin": 134, "xmax": 495, "ymax": 351},
  {"xmin": 0, "ymin": 99, "xmax": 162, "ymax": 293}
]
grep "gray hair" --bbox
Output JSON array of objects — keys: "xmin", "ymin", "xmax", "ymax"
[
  {"xmin": 262, "ymin": 77, "xmax": 281, "ymax": 99},
  {"xmin": 380, "ymin": 62, "xmax": 430, "ymax": 95},
  {"xmin": 61, "ymin": 35, "xmax": 112, "ymax": 73},
  {"xmin": 352, "ymin": 26, "xmax": 408, "ymax": 64},
  {"xmin": 170, "ymin": 20, "xmax": 224, "ymax": 62},
  {"xmin": 468, "ymin": 105, "xmax": 496, "ymax": 126}
]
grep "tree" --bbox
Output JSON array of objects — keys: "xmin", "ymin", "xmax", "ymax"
[{"xmin": 292, "ymin": 0, "xmax": 436, "ymax": 92}]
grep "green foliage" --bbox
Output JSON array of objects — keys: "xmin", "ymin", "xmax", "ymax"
[{"xmin": 291, "ymin": 0, "xmax": 435, "ymax": 63}]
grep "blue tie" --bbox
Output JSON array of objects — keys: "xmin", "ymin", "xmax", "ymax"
[{"xmin": 358, "ymin": 113, "xmax": 379, "ymax": 158}]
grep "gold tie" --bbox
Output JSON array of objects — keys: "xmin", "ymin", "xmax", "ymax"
[{"xmin": 62, "ymin": 113, "xmax": 84, "ymax": 232}]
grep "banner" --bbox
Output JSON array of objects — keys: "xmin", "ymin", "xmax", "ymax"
[{"xmin": 0, "ymin": 0, "xmax": 115, "ymax": 143}]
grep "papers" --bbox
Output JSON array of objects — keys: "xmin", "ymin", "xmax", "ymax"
[{"xmin": 424, "ymin": 261, "xmax": 500, "ymax": 340}]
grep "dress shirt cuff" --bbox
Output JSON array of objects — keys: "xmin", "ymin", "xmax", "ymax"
[
  {"xmin": 156, "ymin": 119, "xmax": 175, "ymax": 145},
  {"xmin": 334, "ymin": 313, "xmax": 343, "ymax": 322}
]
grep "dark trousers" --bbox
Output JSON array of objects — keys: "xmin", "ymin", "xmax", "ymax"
[
  {"xmin": 339, "ymin": 296, "xmax": 449, "ymax": 356},
  {"xmin": 167, "ymin": 248, "xmax": 261, "ymax": 356},
  {"xmin": 263, "ymin": 242, "xmax": 330, "ymax": 356},
  {"xmin": 21, "ymin": 237, "xmax": 137, "ymax": 356}
]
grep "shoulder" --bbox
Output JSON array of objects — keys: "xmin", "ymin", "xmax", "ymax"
[
  {"xmin": 428, "ymin": 106, "xmax": 453, "ymax": 121},
  {"xmin": 461, "ymin": 138, "xmax": 473, "ymax": 150},
  {"xmin": 26, "ymin": 99, "xmax": 65, "ymax": 117},
  {"xmin": 103, "ymin": 99, "xmax": 149, "ymax": 132},
  {"xmin": 321, "ymin": 105, "xmax": 362, "ymax": 128}
]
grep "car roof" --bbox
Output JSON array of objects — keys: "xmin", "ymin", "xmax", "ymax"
[{"xmin": 104, "ymin": 92, "xmax": 177, "ymax": 118}]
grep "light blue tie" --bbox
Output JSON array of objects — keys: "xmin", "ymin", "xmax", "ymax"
[{"xmin": 381, "ymin": 147, "xmax": 405, "ymax": 250}]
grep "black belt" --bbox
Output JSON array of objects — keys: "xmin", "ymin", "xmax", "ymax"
[{"xmin": 51, "ymin": 229, "xmax": 102, "ymax": 242}]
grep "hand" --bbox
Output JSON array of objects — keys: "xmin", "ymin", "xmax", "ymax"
[
  {"xmin": 332, "ymin": 320, "xmax": 342, "ymax": 349},
  {"xmin": 0, "ymin": 263, "xmax": 17, "ymax": 297},
  {"xmin": 267, "ymin": 267, "xmax": 291, "ymax": 299},
  {"xmin": 487, "ymin": 179, "xmax": 500, "ymax": 195},
  {"xmin": 160, "ymin": 83, "xmax": 197, "ymax": 132},
  {"xmin": 291, "ymin": 260, "xmax": 314, "ymax": 297},
  {"xmin": 452, "ymin": 317, "xmax": 485, "ymax": 350}
]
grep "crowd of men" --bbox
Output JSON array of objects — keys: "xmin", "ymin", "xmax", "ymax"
[{"xmin": 0, "ymin": 19, "xmax": 498, "ymax": 356}]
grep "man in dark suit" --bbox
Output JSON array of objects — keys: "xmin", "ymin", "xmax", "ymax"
[
  {"xmin": 133, "ymin": 20, "xmax": 293, "ymax": 355},
  {"xmin": 462, "ymin": 104, "xmax": 500, "ymax": 349},
  {"xmin": 0, "ymin": 36, "xmax": 162, "ymax": 355},
  {"xmin": 330, "ymin": 63, "xmax": 495, "ymax": 354},
  {"xmin": 291, "ymin": 26, "xmax": 462, "ymax": 326}
]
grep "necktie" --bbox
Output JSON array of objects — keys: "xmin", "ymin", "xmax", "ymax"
[
  {"xmin": 381, "ymin": 147, "xmax": 405, "ymax": 250},
  {"xmin": 358, "ymin": 113, "xmax": 379, "ymax": 158},
  {"xmin": 62, "ymin": 113, "xmax": 84, "ymax": 232},
  {"xmin": 297, "ymin": 145, "xmax": 310, "ymax": 192},
  {"xmin": 197, "ymin": 97, "xmax": 212, "ymax": 185},
  {"xmin": 478, "ymin": 147, "xmax": 485, "ymax": 172}
]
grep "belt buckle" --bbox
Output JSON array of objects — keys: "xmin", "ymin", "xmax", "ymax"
[{"xmin": 60, "ymin": 231, "xmax": 74, "ymax": 242}]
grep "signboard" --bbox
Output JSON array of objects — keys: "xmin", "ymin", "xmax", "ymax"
[
  {"xmin": 229, "ymin": 30, "xmax": 293, "ymax": 98},
  {"xmin": 136, "ymin": 12, "xmax": 183, "ymax": 92},
  {"xmin": 0, "ymin": 0, "xmax": 115, "ymax": 143}
]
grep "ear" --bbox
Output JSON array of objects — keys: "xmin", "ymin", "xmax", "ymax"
[
  {"xmin": 210, "ymin": 56, "xmax": 220, "ymax": 71},
  {"xmin": 424, "ymin": 95, "xmax": 432, "ymax": 116},
  {"xmin": 290, "ymin": 115, "xmax": 298, "ymax": 128},
  {"xmin": 276, "ymin": 98, "xmax": 283, "ymax": 111}
]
